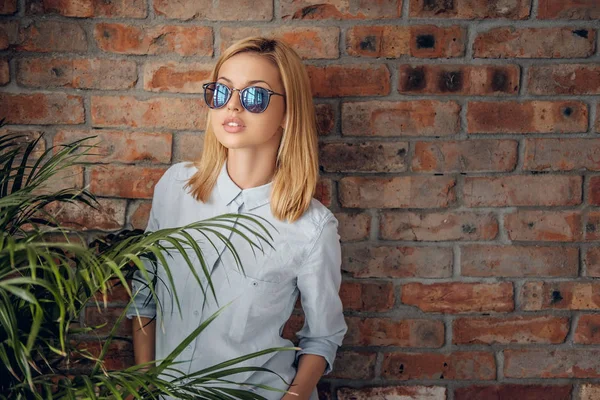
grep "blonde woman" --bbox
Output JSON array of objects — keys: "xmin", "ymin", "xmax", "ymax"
[{"xmin": 127, "ymin": 37, "xmax": 347, "ymax": 400}]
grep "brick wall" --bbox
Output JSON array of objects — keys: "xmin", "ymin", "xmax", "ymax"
[{"xmin": 1, "ymin": 0, "xmax": 600, "ymax": 399}]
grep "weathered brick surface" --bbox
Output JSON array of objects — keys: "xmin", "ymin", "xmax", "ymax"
[
  {"xmin": 339, "ymin": 386, "xmax": 446, "ymax": 400},
  {"xmin": 329, "ymin": 351, "xmax": 376, "ymax": 379},
  {"xmin": 18, "ymin": 58, "xmax": 137, "ymax": 90},
  {"xmin": 412, "ymin": 140, "xmax": 518, "ymax": 172},
  {"xmin": 89, "ymin": 165, "xmax": 167, "ymax": 199},
  {"xmin": 453, "ymin": 316, "xmax": 569, "ymax": 345},
  {"xmin": 401, "ymin": 282, "xmax": 514, "ymax": 313},
  {"xmin": 0, "ymin": 93, "xmax": 84, "ymax": 125},
  {"xmin": 339, "ymin": 176, "xmax": 456, "ymax": 208},
  {"xmin": 342, "ymin": 101, "xmax": 461, "ymax": 137},
  {"xmin": 382, "ymin": 351, "xmax": 496, "ymax": 380},
  {"xmin": 524, "ymin": 138, "xmax": 600, "ymax": 171},
  {"xmin": 0, "ymin": 59, "xmax": 8, "ymax": 85},
  {"xmin": 455, "ymin": 385, "xmax": 572, "ymax": 400},
  {"xmin": 27, "ymin": 0, "xmax": 147, "ymax": 18},
  {"xmin": 344, "ymin": 317, "xmax": 444, "ymax": 347},
  {"xmin": 281, "ymin": 0, "xmax": 402, "ymax": 20},
  {"xmin": 399, "ymin": 64, "xmax": 520, "ymax": 95},
  {"xmin": 586, "ymin": 247, "xmax": 600, "ymax": 277},
  {"xmin": 154, "ymin": 0, "xmax": 272, "ymax": 21},
  {"xmin": 142, "ymin": 61, "xmax": 211, "ymax": 93},
  {"xmin": 1, "ymin": 0, "xmax": 17, "ymax": 14},
  {"xmin": 173, "ymin": 132, "xmax": 203, "ymax": 162},
  {"xmin": 84, "ymin": 306, "xmax": 132, "ymax": 336},
  {"xmin": 307, "ymin": 65, "xmax": 390, "ymax": 97},
  {"xmin": 461, "ymin": 246, "xmax": 579, "ymax": 277},
  {"xmin": 504, "ymin": 210, "xmax": 583, "ymax": 241},
  {"xmin": 504, "ymin": 349, "xmax": 600, "ymax": 378},
  {"xmin": 16, "ymin": 20, "xmax": 87, "ymax": 52},
  {"xmin": 319, "ymin": 141, "xmax": 408, "ymax": 173},
  {"xmin": 474, "ymin": 27, "xmax": 596, "ymax": 58},
  {"xmin": 521, "ymin": 281, "xmax": 600, "ymax": 311},
  {"xmin": 94, "ymin": 23, "xmax": 212, "ymax": 56},
  {"xmin": 340, "ymin": 281, "xmax": 395, "ymax": 312},
  {"xmin": 347, "ymin": 25, "xmax": 465, "ymax": 58},
  {"xmin": 46, "ymin": 199, "xmax": 126, "ymax": 231},
  {"xmin": 467, "ymin": 101, "xmax": 588, "ymax": 134},
  {"xmin": 335, "ymin": 212, "xmax": 371, "ymax": 242},
  {"xmin": 221, "ymin": 27, "xmax": 339, "ymax": 59},
  {"xmin": 528, "ymin": 64, "xmax": 600, "ymax": 95},
  {"xmin": 574, "ymin": 314, "xmax": 600, "ymax": 344},
  {"xmin": 342, "ymin": 244, "xmax": 452, "ymax": 278},
  {"xmin": 128, "ymin": 201, "xmax": 152, "ymax": 230},
  {"xmin": 580, "ymin": 384, "xmax": 600, "ymax": 400},
  {"xmin": 463, "ymin": 175, "xmax": 582, "ymax": 207},
  {"xmin": 380, "ymin": 211, "xmax": 498, "ymax": 241},
  {"xmin": 409, "ymin": 0, "xmax": 531, "ymax": 19},
  {"xmin": 538, "ymin": 0, "xmax": 600, "ymax": 19}
]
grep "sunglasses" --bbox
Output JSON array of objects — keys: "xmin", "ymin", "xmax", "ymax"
[{"xmin": 202, "ymin": 82, "xmax": 285, "ymax": 114}]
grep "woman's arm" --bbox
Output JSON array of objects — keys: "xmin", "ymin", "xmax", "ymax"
[
  {"xmin": 132, "ymin": 317, "xmax": 156, "ymax": 366},
  {"xmin": 282, "ymin": 354, "xmax": 326, "ymax": 400}
]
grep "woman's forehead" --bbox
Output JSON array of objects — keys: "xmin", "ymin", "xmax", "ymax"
[{"xmin": 218, "ymin": 52, "xmax": 282, "ymax": 88}]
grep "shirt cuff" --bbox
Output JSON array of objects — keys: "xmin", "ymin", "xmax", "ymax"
[{"xmin": 295, "ymin": 337, "xmax": 339, "ymax": 375}]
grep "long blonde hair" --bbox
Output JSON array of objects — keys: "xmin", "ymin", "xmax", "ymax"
[{"xmin": 185, "ymin": 37, "xmax": 319, "ymax": 223}]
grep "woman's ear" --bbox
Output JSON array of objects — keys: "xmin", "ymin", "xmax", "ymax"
[{"xmin": 280, "ymin": 114, "xmax": 287, "ymax": 131}]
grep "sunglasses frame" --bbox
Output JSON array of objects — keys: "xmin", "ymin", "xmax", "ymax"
[{"xmin": 202, "ymin": 82, "xmax": 285, "ymax": 114}]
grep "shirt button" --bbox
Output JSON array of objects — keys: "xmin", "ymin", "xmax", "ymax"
[{"xmin": 252, "ymin": 281, "xmax": 258, "ymax": 287}]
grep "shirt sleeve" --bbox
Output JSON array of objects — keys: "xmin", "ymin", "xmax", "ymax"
[{"xmin": 295, "ymin": 214, "xmax": 347, "ymax": 375}]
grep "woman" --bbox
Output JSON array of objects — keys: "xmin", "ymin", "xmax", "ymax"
[{"xmin": 126, "ymin": 37, "xmax": 347, "ymax": 400}]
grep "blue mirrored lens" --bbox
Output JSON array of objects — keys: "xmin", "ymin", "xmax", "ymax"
[
  {"xmin": 213, "ymin": 83, "xmax": 230, "ymax": 108},
  {"xmin": 242, "ymin": 87, "xmax": 269, "ymax": 113}
]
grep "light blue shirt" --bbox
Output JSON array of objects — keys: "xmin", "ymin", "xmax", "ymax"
[{"xmin": 126, "ymin": 161, "xmax": 347, "ymax": 400}]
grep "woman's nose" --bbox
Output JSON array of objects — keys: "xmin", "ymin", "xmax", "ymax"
[{"xmin": 227, "ymin": 89, "xmax": 242, "ymax": 112}]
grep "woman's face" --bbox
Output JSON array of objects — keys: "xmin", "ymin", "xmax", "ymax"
[{"xmin": 210, "ymin": 52, "xmax": 286, "ymax": 155}]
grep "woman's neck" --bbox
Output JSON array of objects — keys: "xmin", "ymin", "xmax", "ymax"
[{"xmin": 226, "ymin": 150, "xmax": 277, "ymax": 189}]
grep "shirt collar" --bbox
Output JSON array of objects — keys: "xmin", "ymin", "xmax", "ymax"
[{"xmin": 216, "ymin": 161, "xmax": 272, "ymax": 211}]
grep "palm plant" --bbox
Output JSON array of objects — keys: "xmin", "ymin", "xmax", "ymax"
[{"xmin": 0, "ymin": 121, "xmax": 295, "ymax": 399}]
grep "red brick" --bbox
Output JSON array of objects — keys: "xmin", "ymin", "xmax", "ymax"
[
  {"xmin": 412, "ymin": 140, "xmax": 517, "ymax": 173},
  {"xmin": 462, "ymin": 245, "xmax": 579, "ymax": 277},
  {"xmin": 1, "ymin": 0, "xmax": 16, "ymax": 14},
  {"xmin": 574, "ymin": 314, "xmax": 600, "ymax": 344},
  {"xmin": 0, "ymin": 59, "xmax": 8, "ymax": 85},
  {"xmin": 467, "ymin": 101, "xmax": 588, "ymax": 134},
  {"xmin": 342, "ymin": 245, "xmax": 452, "ymax": 278},
  {"xmin": 597, "ymin": 103, "xmax": 600, "ymax": 132},
  {"xmin": 54, "ymin": 130, "xmax": 172, "ymax": 164},
  {"xmin": 314, "ymin": 178, "xmax": 332, "ymax": 207},
  {"xmin": 342, "ymin": 101, "xmax": 460, "ymax": 137},
  {"xmin": 154, "ymin": 0, "xmax": 271, "ymax": 20},
  {"xmin": 75, "ymin": 340, "xmax": 133, "ymax": 370},
  {"xmin": 0, "ymin": 21, "xmax": 18, "ymax": 50},
  {"xmin": 36, "ymin": 165, "xmax": 84, "ymax": 193},
  {"xmin": 17, "ymin": 20, "xmax": 87, "ymax": 52},
  {"xmin": 46, "ymin": 198, "xmax": 126, "ymax": 231},
  {"xmin": 504, "ymin": 349, "xmax": 600, "ymax": 378},
  {"xmin": 281, "ymin": 0, "xmax": 401, "ymax": 20},
  {"xmin": 335, "ymin": 212, "xmax": 371, "ymax": 242},
  {"xmin": 524, "ymin": 138, "xmax": 600, "ymax": 171},
  {"xmin": 308, "ymin": 65, "xmax": 390, "ymax": 97},
  {"xmin": 474, "ymin": 27, "xmax": 595, "ymax": 58},
  {"xmin": 0, "ymin": 93, "xmax": 84, "ymax": 125},
  {"xmin": 221, "ymin": 27, "xmax": 339, "ymax": 59},
  {"xmin": 504, "ymin": 210, "xmax": 583, "ymax": 241},
  {"xmin": 281, "ymin": 313, "xmax": 303, "ymax": 343},
  {"xmin": 410, "ymin": 0, "xmax": 530, "ymax": 19},
  {"xmin": 529, "ymin": 64, "xmax": 600, "ymax": 95},
  {"xmin": 538, "ymin": 0, "xmax": 600, "ymax": 19},
  {"xmin": 400, "ymin": 64, "xmax": 519, "ymax": 95},
  {"xmin": 402, "ymin": 282, "xmax": 514, "ymax": 313},
  {"xmin": 94, "ymin": 23, "xmax": 212, "ymax": 56},
  {"xmin": 84, "ymin": 306, "xmax": 132, "ymax": 336},
  {"xmin": 381, "ymin": 211, "xmax": 498, "ymax": 241},
  {"xmin": 28, "ymin": 0, "xmax": 146, "ymax": 18},
  {"xmin": 315, "ymin": 104, "xmax": 335, "ymax": 136},
  {"xmin": 89, "ymin": 165, "xmax": 167, "ymax": 199},
  {"xmin": 91, "ymin": 95, "xmax": 207, "ymax": 130},
  {"xmin": 340, "ymin": 281, "xmax": 394, "ymax": 312},
  {"xmin": 329, "ymin": 351, "xmax": 376, "ymax": 379},
  {"xmin": 129, "ymin": 201, "xmax": 151, "ymax": 230},
  {"xmin": 103, "ymin": 278, "xmax": 131, "ymax": 303},
  {"xmin": 346, "ymin": 25, "xmax": 465, "ymax": 58},
  {"xmin": 586, "ymin": 212, "xmax": 600, "ymax": 241},
  {"xmin": 455, "ymin": 385, "xmax": 572, "ymax": 400},
  {"xmin": 521, "ymin": 281, "xmax": 600, "ymax": 311},
  {"xmin": 0, "ymin": 129, "xmax": 45, "ymax": 159},
  {"xmin": 339, "ymin": 176, "xmax": 456, "ymax": 208},
  {"xmin": 173, "ymin": 132, "xmax": 203, "ymax": 163},
  {"xmin": 143, "ymin": 61, "xmax": 211, "ymax": 93},
  {"xmin": 586, "ymin": 247, "xmax": 600, "ymax": 277},
  {"xmin": 580, "ymin": 384, "xmax": 600, "ymax": 400},
  {"xmin": 319, "ymin": 141, "xmax": 407, "ymax": 173},
  {"xmin": 338, "ymin": 386, "xmax": 446, "ymax": 400},
  {"xmin": 382, "ymin": 351, "xmax": 496, "ymax": 380},
  {"xmin": 18, "ymin": 58, "xmax": 137, "ymax": 90},
  {"xmin": 345, "ymin": 317, "xmax": 444, "ymax": 347},
  {"xmin": 453, "ymin": 316, "xmax": 569, "ymax": 345},
  {"xmin": 463, "ymin": 175, "xmax": 582, "ymax": 207}
]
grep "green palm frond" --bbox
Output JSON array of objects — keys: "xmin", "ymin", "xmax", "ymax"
[{"xmin": 0, "ymin": 125, "xmax": 290, "ymax": 399}]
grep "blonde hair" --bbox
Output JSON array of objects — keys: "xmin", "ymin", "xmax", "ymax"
[{"xmin": 185, "ymin": 37, "xmax": 319, "ymax": 223}]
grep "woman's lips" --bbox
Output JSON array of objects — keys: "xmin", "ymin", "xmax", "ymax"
[{"xmin": 223, "ymin": 116, "xmax": 245, "ymax": 133}]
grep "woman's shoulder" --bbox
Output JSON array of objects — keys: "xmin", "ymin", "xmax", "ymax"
[
  {"xmin": 293, "ymin": 197, "xmax": 338, "ymax": 236},
  {"xmin": 152, "ymin": 162, "xmax": 197, "ymax": 202}
]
